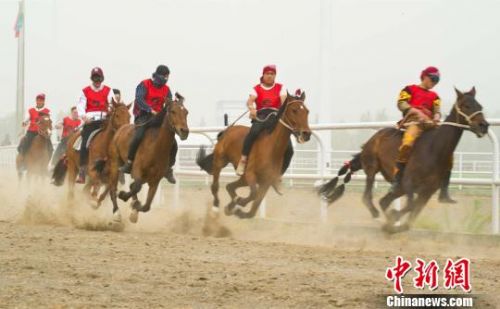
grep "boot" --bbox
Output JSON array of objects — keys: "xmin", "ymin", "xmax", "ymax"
[
  {"xmin": 438, "ymin": 171, "xmax": 457, "ymax": 204},
  {"xmin": 76, "ymin": 166, "xmax": 87, "ymax": 184},
  {"xmin": 390, "ymin": 162, "xmax": 406, "ymax": 193},
  {"xmin": 236, "ymin": 157, "xmax": 247, "ymax": 176},
  {"xmin": 164, "ymin": 167, "xmax": 176, "ymax": 184},
  {"xmin": 120, "ymin": 160, "xmax": 133, "ymax": 174}
]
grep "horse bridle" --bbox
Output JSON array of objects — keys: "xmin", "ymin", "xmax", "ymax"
[
  {"xmin": 279, "ymin": 100, "xmax": 305, "ymax": 135},
  {"xmin": 166, "ymin": 100, "xmax": 186, "ymax": 133},
  {"xmin": 37, "ymin": 117, "xmax": 52, "ymax": 138},
  {"xmin": 451, "ymin": 102, "xmax": 483, "ymax": 127}
]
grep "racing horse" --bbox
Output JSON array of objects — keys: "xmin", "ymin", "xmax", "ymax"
[
  {"xmin": 16, "ymin": 113, "xmax": 53, "ymax": 182},
  {"xmin": 51, "ymin": 101, "xmax": 131, "ymax": 203},
  {"xmin": 196, "ymin": 91, "xmax": 311, "ymax": 219},
  {"xmin": 319, "ymin": 87, "xmax": 489, "ymax": 233},
  {"xmin": 106, "ymin": 93, "xmax": 189, "ymax": 223}
]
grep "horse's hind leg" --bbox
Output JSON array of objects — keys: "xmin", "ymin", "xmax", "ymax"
[
  {"xmin": 211, "ymin": 168, "xmax": 222, "ymax": 209},
  {"xmin": 234, "ymin": 183, "xmax": 270, "ymax": 219},
  {"xmin": 363, "ymin": 171, "xmax": 380, "ymax": 218}
]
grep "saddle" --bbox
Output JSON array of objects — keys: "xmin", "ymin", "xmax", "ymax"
[{"xmin": 73, "ymin": 128, "xmax": 103, "ymax": 151}]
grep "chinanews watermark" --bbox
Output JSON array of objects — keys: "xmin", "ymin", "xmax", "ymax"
[{"xmin": 382, "ymin": 256, "xmax": 479, "ymax": 308}]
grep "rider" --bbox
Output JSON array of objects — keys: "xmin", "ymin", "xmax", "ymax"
[
  {"xmin": 112, "ymin": 88, "xmax": 123, "ymax": 103},
  {"xmin": 119, "ymin": 65, "xmax": 178, "ymax": 184},
  {"xmin": 76, "ymin": 67, "xmax": 113, "ymax": 183},
  {"xmin": 391, "ymin": 66, "xmax": 455, "ymax": 201},
  {"xmin": 236, "ymin": 65, "xmax": 294, "ymax": 178},
  {"xmin": 52, "ymin": 106, "xmax": 81, "ymax": 166},
  {"xmin": 18, "ymin": 93, "xmax": 53, "ymax": 161}
]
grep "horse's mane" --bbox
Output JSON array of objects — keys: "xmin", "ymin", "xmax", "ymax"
[{"xmin": 263, "ymin": 95, "xmax": 300, "ymax": 134}]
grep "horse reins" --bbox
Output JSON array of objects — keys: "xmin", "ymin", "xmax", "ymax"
[
  {"xmin": 278, "ymin": 100, "xmax": 304, "ymax": 134},
  {"xmin": 401, "ymin": 103, "xmax": 483, "ymax": 130}
]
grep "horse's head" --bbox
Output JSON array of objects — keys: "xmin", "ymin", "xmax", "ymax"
[
  {"xmin": 453, "ymin": 87, "xmax": 489, "ymax": 137},
  {"xmin": 109, "ymin": 99, "xmax": 132, "ymax": 129},
  {"xmin": 166, "ymin": 93, "xmax": 189, "ymax": 140},
  {"xmin": 37, "ymin": 112, "xmax": 53, "ymax": 138},
  {"xmin": 278, "ymin": 91, "xmax": 311, "ymax": 144}
]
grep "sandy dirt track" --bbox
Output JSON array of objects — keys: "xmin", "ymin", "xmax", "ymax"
[{"xmin": 0, "ymin": 174, "xmax": 499, "ymax": 308}]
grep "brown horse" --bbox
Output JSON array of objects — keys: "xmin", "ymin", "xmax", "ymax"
[
  {"xmin": 319, "ymin": 87, "xmax": 489, "ymax": 233},
  {"xmin": 16, "ymin": 113, "xmax": 53, "ymax": 181},
  {"xmin": 196, "ymin": 92, "xmax": 311, "ymax": 219},
  {"xmin": 52, "ymin": 101, "xmax": 131, "ymax": 203},
  {"xmin": 106, "ymin": 93, "xmax": 189, "ymax": 223}
]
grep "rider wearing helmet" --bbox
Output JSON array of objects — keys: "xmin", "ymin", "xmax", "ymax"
[
  {"xmin": 119, "ymin": 65, "xmax": 178, "ymax": 184},
  {"xmin": 18, "ymin": 93, "xmax": 53, "ymax": 162},
  {"xmin": 76, "ymin": 67, "xmax": 113, "ymax": 183},
  {"xmin": 236, "ymin": 65, "xmax": 294, "ymax": 182}
]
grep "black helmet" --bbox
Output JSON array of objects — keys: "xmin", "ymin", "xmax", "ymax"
[{"xmin": 154, "ymin": 65, "xmax": 170, "ymax": 76}]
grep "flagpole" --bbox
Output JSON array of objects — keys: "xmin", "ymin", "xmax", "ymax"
[{"xmin": 16, "ymin": 0, "xmax": 25, "ymax": 140}]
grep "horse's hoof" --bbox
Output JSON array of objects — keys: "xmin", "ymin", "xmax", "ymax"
[
  {"xmin": 90, "ymin": 201, "xmax": 99, "ymax": 210},
  {"xmin": 382, "ymin": 222, "xmax": 409, "ymax": 234},
  {"xmin": 234, "ymin": 208, "xmax": 246, "ymax": 219},
  {"xmin": 382, "ymin": 223, "xmax": 397, "ymax": 234},
  {"xmin": 131, "ymin": 200, "xmax": 141, "ymax": 211},
  {"xmin": 370, "ymin": 208, "xmax": 380, "ymax": 219},
  {"xmin": 211, "ymin": 206, "xmax": 220, "ymax": 213},
  {"xmin": 234, "ymin": 207, "xmax": 253, "ymax": 219},
  {"xmin": 129, "ymin": 209, "xmax": 138, "ymax": 223},
  {"xmin": 113, "ymin": 211, "xmax": 122, "ymax": 223},
  {"xmin": 118, "ymin": 191, "xmax": 128, "ymax": 202},
  {"xmin": 224, "ymin": 201, "xmax": 237, "ymax": 216}
]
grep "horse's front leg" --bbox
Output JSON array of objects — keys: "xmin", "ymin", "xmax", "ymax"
[
  {"xmin": 118, "ymin": 180, "xmax": 143, "ymax": 202},
  {"xmin": 234, "ymin": 183, "xmax": 270, "ymax": 219},
  {"xmin": 224, "ymin": 177, "xmax": 248, "ymax": 215},
  {"xmin": 129, "ymin": 181, "xmax": 159, "ymax": 223}
]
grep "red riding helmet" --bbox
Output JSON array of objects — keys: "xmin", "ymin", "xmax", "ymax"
[
  {"xmin": 90, "ymin": 67, "xmax": 104, "ymax": 80},
  {"xmin": 420, "ymin": 66, "xmax": 440, "ymax": 82}
]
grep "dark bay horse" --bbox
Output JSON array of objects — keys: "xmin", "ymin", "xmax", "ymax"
[
  {"xmin": 51, "ymin": 101, "xmax": 131, "ymax": 203},
  {"xmin": 319, "ymin": 88, "xmax": 489, "ymax": 233},
  {"xmin": 196, "ymin": 92, "xmax": 311, "ymax": 219},
  {"xmin": 16, "ymin": 113, "xmax": 53, "ymax": 181},
  {"xmin": 107, "ymin": 93, "xmax": 189, "ymax": 223}
]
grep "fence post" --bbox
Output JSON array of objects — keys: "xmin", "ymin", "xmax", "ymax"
[
  {"xmin": 487, "ymin": 130, "xmax": 500, "ymax": 234},
  {"xmin": 311, "ymin": 131, "xmax": 328, "ymax": 223}
]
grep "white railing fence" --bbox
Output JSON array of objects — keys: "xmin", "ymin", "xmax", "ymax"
[
  {"xmin": 1, "ymin": 120, "xmax": 499, "ymax": 234},
  {"xmin": 172, "ymin": 120, "xmax": 500, "ymax": 234}
]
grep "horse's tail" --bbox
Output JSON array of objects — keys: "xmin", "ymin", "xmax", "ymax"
[
  {"xmin": 94, "ymin": 159, "xmax": 106, "ymax": 175},
  {"xmin": 318, "ymin": 152, "xmax": 362, "ymax": 204},
  {"xmin": 51, "ymin": 156, "xmax": 68, "ymax": 186},
  {"xmin": 196, "ymin": 146, "xmax": 214, "ymax": 175}
]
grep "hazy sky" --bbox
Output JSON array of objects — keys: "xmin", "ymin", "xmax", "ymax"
[{"xmin": 1, "ymin": 0, "xmax": 499, "ymax": 126}]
